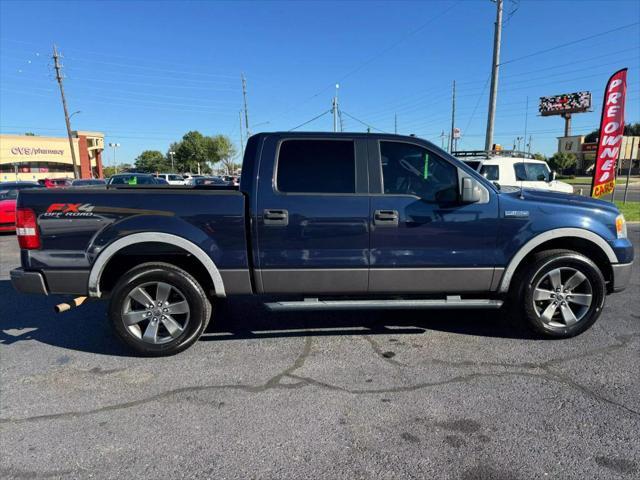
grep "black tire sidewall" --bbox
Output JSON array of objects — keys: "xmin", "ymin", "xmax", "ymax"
[
  {"xmin": 109, "ymin": 264, "xmax": 209, "ymax": 356},
  {"xmin": 522, "ymin": 253, "xmax": 606, "ymax": 338}
]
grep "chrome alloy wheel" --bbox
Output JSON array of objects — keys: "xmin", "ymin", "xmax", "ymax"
[
  {"xmin": 122, "ymin": 282, "xmax": 191, "ymax": 344},
  {"xmin": 532, "ymin": 267, "xmax": 593, "ymax": 328}
]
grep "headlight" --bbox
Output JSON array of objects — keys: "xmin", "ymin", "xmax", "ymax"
[{"xmin": 616, "ymin": 214, "xmax": 627, "ymax": 239}]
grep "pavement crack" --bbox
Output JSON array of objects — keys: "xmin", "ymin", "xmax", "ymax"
[{"xmin": 0, "ymin": 336, "xmax": 314, "ymax": 426}]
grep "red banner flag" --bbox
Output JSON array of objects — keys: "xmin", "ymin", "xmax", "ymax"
[{"xmin": 591, "ymin": 68, "xmax": 627, "ymax": 198}]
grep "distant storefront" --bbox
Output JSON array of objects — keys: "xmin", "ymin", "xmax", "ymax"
[
  {"xmin": 0, "ymin": 131, "xmax": 104, "ymax": 182},
  {"xmin": 558, "ymin": 135, "xmax": 639, "ymax": 175}
]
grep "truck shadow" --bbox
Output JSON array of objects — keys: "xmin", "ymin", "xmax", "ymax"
[{"xmin": 0, "ymin": 281, "xmax": 534, "ymax": 356}]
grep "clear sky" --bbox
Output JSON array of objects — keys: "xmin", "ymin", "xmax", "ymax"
[{"xmin": 1, "ymin": 0, "xmax": 639, "ymax": 166}]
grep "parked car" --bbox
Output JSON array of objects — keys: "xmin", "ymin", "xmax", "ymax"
[
  {"xmin": 11, "ymin": 132, "xmax": 633, "ymax": 356},
  {"xmin": 222, "ymin": 175, "xmax": 240, "ymax": 187},
  {"xmin": 190, "ymin": 176, "xmax": 230, "ymax": 186},
  {"xmin": 455, "ymin": 151, "xmax": 574, "ymax": 194},
  {"xmin": 0, "ymin": 181, "xmax": 41, "ymax": 232},
  {"xmin": 107, "ymin": 173, "xmax": 164, "ymax": 185},
  {"xmin": 38, "ymin": 178, "xmax": 72, "ymax": 188},
  {"xmin": 154, "ymin": 173, "xmax": 186, "ymax": 185},
  {"xmin": 71, "ymin": 179, "xmax": 107, "ymax": 187},
  {"xmin": 182, "ymin": 173, "xmax": 203, "ymax": 184}
]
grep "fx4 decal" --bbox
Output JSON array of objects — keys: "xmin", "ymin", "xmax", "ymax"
[{"xmin": 44, "ymin": 203, "xmax": 96, "ymax": 217}]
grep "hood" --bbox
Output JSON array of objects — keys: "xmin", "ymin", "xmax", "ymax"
[{"xmin": 500, "ymin": 188, "xmax": 620, "ymax": 215}]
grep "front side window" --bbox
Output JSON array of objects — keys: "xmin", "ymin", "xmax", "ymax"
[
  {"xmin": 169, "ymin": 175, "xmax": 183, "ymax": 181},
  {"xmin": 277, "ymin": 139, "xmax": 356, "ymax": 194},
  {"xmin": 514, "ymin": 162, "xmax": 550, "ymax": 182},
  {"xmin": 380, "ymin": 141, "xmax": 458, "ymax": 203},
  {"xmin": 480, "ymin": 165, "xmax": 499, "ymax": 181}
]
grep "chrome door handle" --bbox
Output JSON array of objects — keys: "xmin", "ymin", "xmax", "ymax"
[
  {"xmin": 263, "ymin": 209, "xmax": 289, "ymax": 226},
  {"xmin": 374, "ymin": 209, "xmax": 399, "ymax": 226}
]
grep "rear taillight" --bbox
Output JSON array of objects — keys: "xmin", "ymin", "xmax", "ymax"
[{"xmin": 16, "ymin": 208, "xmax": 41, "ymax": 249}]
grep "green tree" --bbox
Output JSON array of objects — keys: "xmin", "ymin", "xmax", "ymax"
[
  {"xmin": 533, "ymin": 152, "xmax": 546, "ymax": 161},
  {"xmin": 134, "ymin": 150, "xmax": 169, "ymax": 173},
  {"xmin": 584, "ymin": 122, "xmax": 640, "ymax": 143},
  {"xmin": 173, "ymin": 131, "xmax": 217, "ymax": 173},
  {"xmin": 103, "ymin": 163, "xmax": 132, "ymax": 177},
  {"xmin": 24, "ymin": 132, "xmax": 37, "ymax": 136},
  {"xmin": 548, "ymin": 152, "xmax": 576, "ymax": 174},
  {"xmin": 211, "ymin": 135, "xmax": 238, "ymax": 175}
]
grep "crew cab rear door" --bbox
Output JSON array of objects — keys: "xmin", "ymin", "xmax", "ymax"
[
  {"xmin": 255, "ymin": 135, "xmax": 370, "ymax": 294},
  {"xmin": 367, "ymin": 138, "xmax": 500, "ymax": 293}
]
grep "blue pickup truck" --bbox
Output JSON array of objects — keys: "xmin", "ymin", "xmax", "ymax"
[{"xmin": 11, "ymin": 132, "xmax": 634, "ymax": 355}]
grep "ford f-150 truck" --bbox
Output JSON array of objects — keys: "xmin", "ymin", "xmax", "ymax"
[{"xmin": 11, "ymin": 132, "xmax": 634, "ymax": 355}]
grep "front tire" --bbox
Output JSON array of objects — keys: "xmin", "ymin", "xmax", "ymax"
[
  {"xmin": 108, "ymin": 262, "xmax": 211, "ymax": 356},
  {"xmin": 513, "ymin": 249, "xmax": 606, "ymax": 338}
]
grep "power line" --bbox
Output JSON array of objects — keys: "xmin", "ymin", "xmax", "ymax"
[
  {"xmin": 340, "ymin": 111, "xmax": 387, "ymax": 133},
  {"xmin": 289, "ymin": 109, "xmax": 332, "ymax": 131},
  {"xmin": 500, "ymin": 21, "xmax": 639, "ymax": 66}
]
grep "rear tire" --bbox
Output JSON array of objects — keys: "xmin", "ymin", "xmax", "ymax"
[
  {"xmin": 108, "ymin": 262, "xmax": 212, "ymax": 356},
  {"xmin": 510, "ymin": 249, "xmax": 606, "ymax": 338}
]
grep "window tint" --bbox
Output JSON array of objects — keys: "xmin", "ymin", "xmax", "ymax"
[
  {"xmin": 168, "ymin": 175, "xmax": 183, "ymax": 181},
  {"xmin": 480, "ymin": 165, "xmax": 499, "ymax": 181},
  {"xmin": 514, "ymin": 162, "xmax": 550, "ymax": 182},
  {"xmin": 109, "ymin": 175, "xmax": 155, "ymax": 185},
  {"xmin": 277, "ymin": 140, "xmax": 356, "ymax": 194},
  {"xmin": 380, "ymin": 141, "xmax": 458, "ymax": 203}
]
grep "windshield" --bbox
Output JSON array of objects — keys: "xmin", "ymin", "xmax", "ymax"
[
  {"xmin": 514, "ymin": 162, "xmax": 550, "ymax": 182},
  {"xmin": 109, "ymin": 175, "xmax": 156, "ymax": 185},
  {"xmin": 480, "ymin": 165, "xmax": 499, "ymax": 181}
]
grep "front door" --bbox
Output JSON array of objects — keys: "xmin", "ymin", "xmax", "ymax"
[
  {"xmin": 368, "ymin": 139, "xmax": 500, "ymax": 293},
  {"xmin": 256, "ymin": 136, "xmax": 370, "ymax": 294}
]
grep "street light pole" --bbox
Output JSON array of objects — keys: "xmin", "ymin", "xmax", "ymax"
[
  {"xmin": 169, "ymin": 151, "xmax": 176, "ymax": 172},
  {"xmin": 109, "ymin": 142, "xmax": 121, "ymax": 174}
]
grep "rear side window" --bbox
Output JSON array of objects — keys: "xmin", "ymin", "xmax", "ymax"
[
  {"xmin": 277, "ymin": 139, "xmax": 356, "ymax": 194},
  {"xmin": 480, "ymin": 165, "xmax": 499, "ymax": 181}
]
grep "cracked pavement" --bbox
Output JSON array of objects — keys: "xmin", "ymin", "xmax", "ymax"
[{"xmin": 1, "ymin": 227, "xmax": 639, "ymax": 479}]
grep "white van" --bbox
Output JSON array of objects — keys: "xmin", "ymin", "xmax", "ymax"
[
  {"xmin": 456, "ymin": 152, "xmax": 573, "ymax": 194},
  {"xmin": 154, "ymin": 173, "xmax": 185, "ymax": 185}
]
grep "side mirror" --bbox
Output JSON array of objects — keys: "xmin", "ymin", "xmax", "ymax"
[{"xmin": 461, "ymin": 177, "xmax": 482, "ymax": 203}]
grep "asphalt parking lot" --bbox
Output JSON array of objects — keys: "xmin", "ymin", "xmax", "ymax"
[{"xmin": 1, "ymin": 228, "xmax": 639, "ymax": 479}]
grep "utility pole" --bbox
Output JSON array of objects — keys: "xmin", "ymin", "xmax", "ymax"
[
  {"xmin": 394, "ymin": 114, "xmax": 398, "ymax": 134},
  {"xmin": 241, "ymin": 73, "xmax": 250, "ymax": 138},
  {"xmin": 52, "ymin": 44, "xmax": 79, "ymax": 179},
  {"xmin": 169, "ymin": 150, "xmax": 176, "ymax": 172},
  {"xmin": 440, "ymin": 130, "xmax": 447, "ymax": 150},
  {"xmin": 238, "ymin": 110, "xmax": 245, "ymax": 155},
  {"xmin": 449, "ymin": 80, "xmax": 456, "ymax": 153},
  {"xmin": 484, "ymin": 0, "xmax": 503, "ymax": 152},
  {"xmin": 332, "ymin": 84, "xmax": 340, "ymax": 133}
]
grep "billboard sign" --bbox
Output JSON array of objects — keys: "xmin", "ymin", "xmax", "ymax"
[
  {"xmin": 591, "ymin": 69, "xmax": 627, "ymax": 199},
  {"xmin": 539, "ymin": 91, "xmax": 591, "ymax": 116}
]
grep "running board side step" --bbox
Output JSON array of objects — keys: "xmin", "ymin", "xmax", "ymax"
[{"xmin": 265, "ymin": 296, "xmax": 503, "ymax": 312}]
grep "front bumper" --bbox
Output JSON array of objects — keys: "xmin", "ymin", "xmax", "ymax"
[
  {"xmin": 11, "ymin": 268, "xmax": 48, "ymax": 295},
  {"xmin": 611, "ymin": 262, "xmax": 634, "ymax": 292}
]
